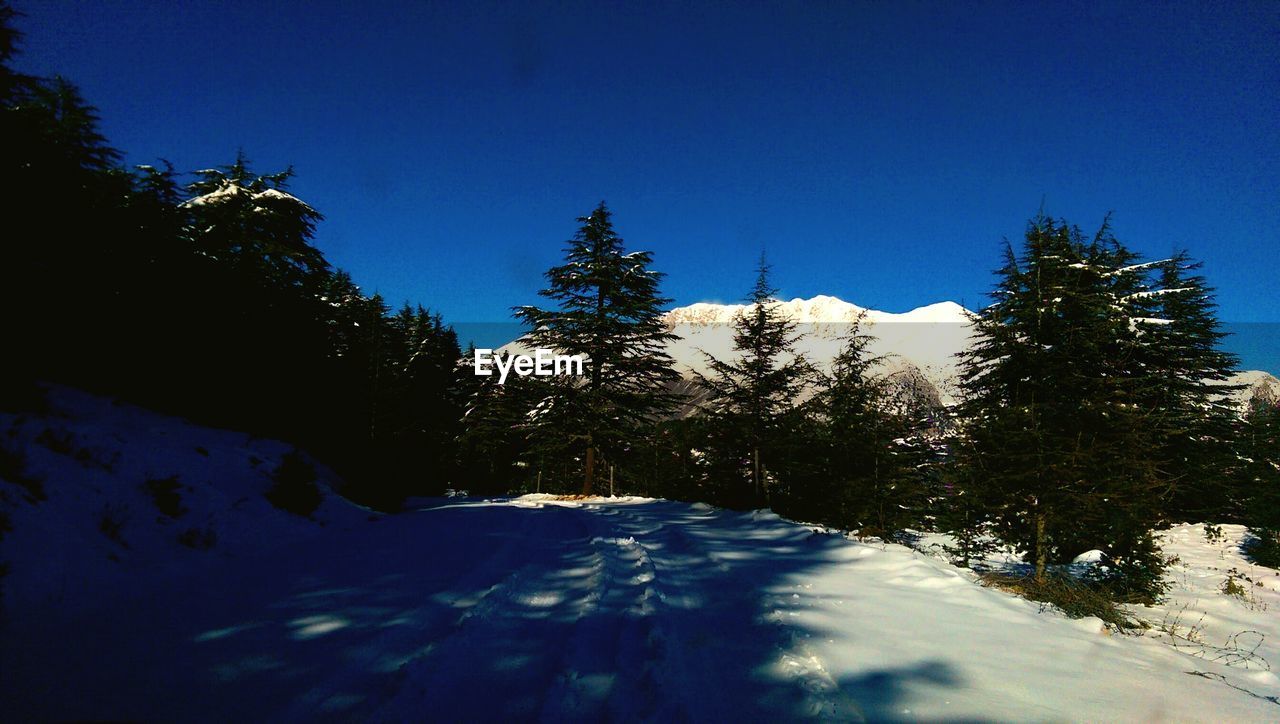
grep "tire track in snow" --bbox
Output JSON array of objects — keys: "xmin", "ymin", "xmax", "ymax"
[
  {"xmin": 536, "ymin": 523, "xmax": 664, "ymax": 721},
  {"xmin": 365, "ymin": 503, "xmax": 603, "ymax": 721},
  {"xmin": 291, "ymin": 499, "xmax": 862, "ymax": 721},
  {"xmin": 282, "ymin": 501, "xmax": 589, "ymax": 721},
  {"xmin": 576, "ymin": 500, "xmax": 861, "ymax": 721}
]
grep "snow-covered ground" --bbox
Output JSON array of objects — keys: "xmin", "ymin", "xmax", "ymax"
[
  {"xmin": 3, "ymin": 385, "xmax": 1277, "ymax": 720},
  {"xmin": 4, "ymin": 483, "xmax": 1278, "ymax": 720},
  {"xmin": 0, "ymin": 385, "xmax": 370, "ymax": 618},
  {"xmin": 1149, "ymin": 524, "xmax": 1280, "ymax": 684}
]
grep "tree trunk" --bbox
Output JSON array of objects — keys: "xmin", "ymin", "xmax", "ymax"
[
  {"xmin": 1034, "ymin": 508, "xmax": 1048, "ymax": 583},
  {"xmin": 583, "ymin": 437, "xmax": 596, "ymax": 496},
  {"xmin": 753, "ymin": 447, "xmax": 762, "ymax": 507},
  {"xmin": 609, "ymin": 464, "xmax": 615, "ymax": 498}
]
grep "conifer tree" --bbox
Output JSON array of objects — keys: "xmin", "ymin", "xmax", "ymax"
[
  {"xmin": 29, "ymin": 77, "xmax": 120, "ymax": 172},
  {"xmin": 806, "ymin": 319, "xmax": 921, "ymax": 535},
  {"xmin": 0, "ymin": 3, "xmax": 19, "ymax": 92},
  {"xmin": 183, "ymin": 152, "xmax": 327, "ymax": 288},
  {"xmin": 1241, "ymin": 390, "xmax": 1280, "ymax": 567},
  {"xmin": 696, "ymin": 255, "xmax": 812, "ymax": 508},
  {"xmin": 956, "ymin": 217, "xmax": 1166, "ymax": 595},
  {"xmin": 1138, "ymin": 253, "xmax": 1243, "ymax": 522},
  {"xmin": 129, "ymin": 162, "xmax": 185, "ymax": 252},
  {"xmin": 458, "ymin": 348, "xmax": 546, "ymax": 494},
  {"xmin": 515, "ymin": 203, "xmax": 679, "ymax": 495},
  {"xmin": 387, "ymin": 304, "xmax": 464, "ymax": 491},
  {"xmin": 0, "ymin": 21, "xmax": 135, "ymax": 392}
]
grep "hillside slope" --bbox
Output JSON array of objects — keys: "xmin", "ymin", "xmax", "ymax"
[{"xmin": 0, "ymin": 384, "xmax": 371, "ymax": 617}]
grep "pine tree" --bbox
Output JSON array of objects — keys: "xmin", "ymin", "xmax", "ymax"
[
  {"xmin": 696, "ymin": 255, "xmax": 812, "ymax": 509},
  {"xmin": 957, "ymin": 217, "xmax": 1166, "ymax": 594},
  {"xmin": 129, "ymin": 162, "xmax": 185, "ymax": 252},
  {"xmin": 183, "ymin": 152, "xmax": 327, "ymax": 288},
  {"xmin": 804, "ymin": 318, "xmax": 922, "ymax": 536},
  {"xmin": 0, "ymin": 3, "xmax": 19, "ymax": 91},
  {"xmin": 458, "ymin": 347, "xmax": 546, "ymax": 495},
  {"xmin": 515, "ymin": 203, "xmax": 679, "ymax": 495},
  {"xmin": 1241, "ymin": 390, "xmax": 1280, "ymax": 567},
  {"xmin": 1137, "ymin": 253, "xmax": 1243, "ymax": 522},
  {"xmin": 386, "ymin": 304, "xmax": 463, "ymax": 494},
  {"xmin": 0, "ymin": 22, "xmax": 137, "ymax": 393},
  {"xmin": 28, "ymin": 77, "xmax": 120, "ymax": 172}
]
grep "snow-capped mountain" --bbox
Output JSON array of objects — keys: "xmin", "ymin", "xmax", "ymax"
[
  {"xmin": 663, "ymin": 295, "xmax": 975, "ymax": 405},
  {"xmin": 663, "ymin": 295, "xmax": 970, "ymax": 326},
  {"xmin": 1234, "ymin": 369, "xmax": 1280, "ymax": 409}
]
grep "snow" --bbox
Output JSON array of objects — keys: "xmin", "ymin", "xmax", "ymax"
[
  {"xmin": 181, "ymin": 181, "xmax": 246, "ymax": 207},
  {"xmin": 1125, "ymin": 287, "xmax": 1194, "ymax": 299},
  {"xmin": 0, "ymin": 385, "xmax": 370, "ymax": 618},
  {"xmin": 1219, "ymin": 370, "xmax": 1280, "ymax": 411},
  {"xmin": 1153, "ymin": 524, "xmax": 1280, "ymax": 673},
  {"xmin": 661, "ymin": 295, "xmax": 971, "ymax": 327},
  {"xmin": 1106, "ymin": 259, "xmax": 1175, "ymax": 276},
  {"xmin": 1073, "ymin": 549, "xmax": 1106, "ymax": 564},
  {"xmin": 254, "ymin": 187, "xmax": 319, "ymax": 213},
  {"xmin": 4, "ymin": 457, "xmax": 1278, "ymax": 721},
  {"xmin": 181, "ymin": 181, "xmax": 316, "ymax": 213}
]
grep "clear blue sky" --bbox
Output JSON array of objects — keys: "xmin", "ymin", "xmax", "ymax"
[{"xmin": 11, "ymin": 1, "xmax": 1279, "ymax": 367}]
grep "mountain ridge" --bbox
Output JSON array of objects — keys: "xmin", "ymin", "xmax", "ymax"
[{"xmin": 663, "ymin": 296, "xmax": 972, "ymax": 326}]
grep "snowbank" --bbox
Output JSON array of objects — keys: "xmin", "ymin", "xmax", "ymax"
[{"xmin": 0, "ymin": 384, "xmax": 370, "ymax": 618}]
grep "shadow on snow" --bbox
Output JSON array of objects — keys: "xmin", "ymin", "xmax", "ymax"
[{"xmin": 1, "ymin": 500, "xmax": 964, "ymax": 722}]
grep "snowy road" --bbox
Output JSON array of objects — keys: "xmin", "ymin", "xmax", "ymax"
[{"xmin": 3, "ymin": 497, "xmax": 1278, "ymax": 721}]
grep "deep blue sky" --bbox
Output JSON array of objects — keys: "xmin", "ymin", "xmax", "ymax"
[{"xmin": 12, "ymin": 1, "xmax": 1279, "ymax": 366}]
